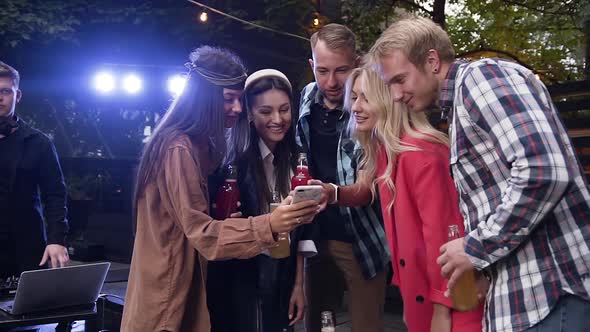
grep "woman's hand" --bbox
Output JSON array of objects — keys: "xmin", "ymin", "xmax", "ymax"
[
  {"xmin": 288, "ymin": 284, "xmax": 305, "ymax": 326},
  {"xmin": 430, "ymin": 304, "xmax": 451, "ymax": 332},
  {"xmin": 269, "ymin": 196, "xmax": 319, "ymax": 233},
  {"xmin": 212, "ymin": 201, "xmax": 241, "ymax": 218},
  {"xmin": 307, "ymin": 179, "xmax": 332, "ymax": 211}
]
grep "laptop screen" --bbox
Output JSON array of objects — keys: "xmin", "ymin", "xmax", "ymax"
[{"xmin": 6, "ymin": 262, "xmax": 110, "ymax": 315}]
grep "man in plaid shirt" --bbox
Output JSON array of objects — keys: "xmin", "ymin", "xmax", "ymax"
[{"xmin": 369, "ymin": 15, "xmax": 590, "ymax": 332}]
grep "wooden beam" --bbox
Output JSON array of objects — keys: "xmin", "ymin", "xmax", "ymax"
[
  {"xmin": 548, "ymin": 80, "xmax": 590, "ymax": 98},
  {"xmin": 554, "ymin": 98, "xmax": 590, "ymax": 113},
  {"xmin": 569, "ymin": 128, "xmax": 590, "ymax": 138}
]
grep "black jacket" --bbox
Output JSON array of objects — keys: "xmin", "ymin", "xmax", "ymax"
[
  {"xmin": 207, "ymin": 155, "xmax": 313, "ymax": 332},
  {"xmin": 0, "ymin": 120, "xmax": 68, "ymax": 276}
]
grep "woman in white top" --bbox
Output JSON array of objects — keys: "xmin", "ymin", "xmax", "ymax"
[{"xmin": 207, "ymin": 69, "xmax": 316, "ymax": 332}]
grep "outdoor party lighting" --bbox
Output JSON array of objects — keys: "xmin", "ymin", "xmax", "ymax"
[
  {"xmin": 122, "ymin": 73, "xmax": 143, "ymax": 94},
  {"xmin": 199, "ymin": 11, "xmax": 208, "ymax": 23},
  {"xmin": 167, "ymin": 75, "xmax": 187, "ymax": 96},
  {"xmin": 93, "ymin": 71, "xmax": 116, "ymax": 94}
]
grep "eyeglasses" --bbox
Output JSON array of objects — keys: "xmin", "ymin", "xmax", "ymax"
[{"xmin": 0, "ymin": 88, "xmax": 15, "ymax": 96}]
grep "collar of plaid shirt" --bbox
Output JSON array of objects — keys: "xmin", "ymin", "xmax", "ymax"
[{"xmin": 438, "ymin": 60, "xmax": 467, "ymax": 124}]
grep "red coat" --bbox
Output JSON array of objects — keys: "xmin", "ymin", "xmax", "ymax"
[{"xmin": 377, "ymin": 135, "xmax": 483, "ymax": 332}]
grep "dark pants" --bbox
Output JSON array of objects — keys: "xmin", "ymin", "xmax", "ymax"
[
  {"xmin": 524, "ymin": 294, "xmax": 590, "ymax": 332},
  {"xmin": 304, "ymin": 241, "xmax": 386, "ymax": 332}
]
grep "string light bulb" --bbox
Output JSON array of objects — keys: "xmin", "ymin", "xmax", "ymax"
[
  {"xmin": 199, "ymin": 11, "xmax": 208, "ymax": 23},
  {"xmin": 313, "ymin": 18, "xmax": 320, "ymax": 27}
]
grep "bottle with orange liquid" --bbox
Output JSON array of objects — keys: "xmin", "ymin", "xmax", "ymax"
[
  {"xmin": 291, "ymin": 153, "xmax": 311, "ymax": 189},
  {"xmin": 212, "ymin": 164, "xmax": 240, "ymax": 220},
  {"xmin": 268, "ymin": 190, "xmax": 290, "ymax": 258},
  {"xmin": 447, "ymin": 224, "xmax": 479, "ymax": 311}
]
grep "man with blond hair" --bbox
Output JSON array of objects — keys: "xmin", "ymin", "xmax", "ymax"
[
  {"xmin": 297, "ymin": 24, "xmax": 390, "ymax": 332},
  {"xmin": 369, "ymin": 15, "xmax": 590, "ymax": 332},
  {"xmin": 0, "ymin": 61, "xmax": 69, "ymax": 278}
]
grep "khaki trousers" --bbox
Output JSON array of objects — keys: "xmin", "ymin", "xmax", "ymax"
[{"xmin": 304, "ymin": 240, "xmax": 386, "ymax": 332}]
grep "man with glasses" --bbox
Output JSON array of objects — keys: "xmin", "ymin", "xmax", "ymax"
[{"xmin": 0, "ymin": 61, "xmax": 69, "ymax": 280}]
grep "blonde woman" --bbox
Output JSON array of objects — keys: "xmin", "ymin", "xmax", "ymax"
[{"xmin": 313, "ymin": 67, "xmax": 483, "ymax": 332}]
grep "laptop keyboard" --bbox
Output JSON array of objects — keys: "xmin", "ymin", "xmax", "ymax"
[{"xmin": 0, "ymin": 276, "xmax": 19, "ymax": 297}]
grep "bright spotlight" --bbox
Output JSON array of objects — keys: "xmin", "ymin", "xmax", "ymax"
[
  {"xmin": 168, "ymin": 75, "xmax": 187, "ymax": 96},
  {"xmin": 93, "ymin": 72, "xmax": 115, "ymax": 94},
  {"xmin": 122, "ymin": 74, "xmax": 143, "ymax": 94}
]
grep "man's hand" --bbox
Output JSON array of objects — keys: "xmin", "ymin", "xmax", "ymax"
[
  {"xmin": 288, "ymin": 284, "xmax": 305, "ymax": 326},
  {"xmin": 40, "ymin": 244, "xmax": 69, "ymax": 268},
  {"xmin": 437, "ymin": 237, "xmax": 475, "ymax": 295}
]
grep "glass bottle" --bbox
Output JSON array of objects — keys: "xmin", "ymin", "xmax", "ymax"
[
  {"xmin": 447, "ymin": 224, "xmax": 479, "ymax": 311},
  {"xmin": 268, "ymin": 190, "xmax": 290, "ymax": 259},
  {"xmin": 320, "ymin": 311, "xmax": 335, "ymax": 332},
  {"xmin": 212, "ymin": 164, "xmax": 240, "ymax": 219},
  {"xmin": 291, "ymin": 153, "xmax": 312, "ymax": 189}
]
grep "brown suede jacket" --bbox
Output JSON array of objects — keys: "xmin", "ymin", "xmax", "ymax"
[{"xmin": 121, "ymin": 135, "xmax": 276, "ymax": 332}]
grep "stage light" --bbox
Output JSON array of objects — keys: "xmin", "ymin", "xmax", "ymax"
[
  {"xmin": 93, "ymin": 72, "xmax": 115, "ymax": 94},
  {"xmin": 122, "ymin": 74, "xmax": 143, "ymax": 94},
  {"xmin": 168, "ymin": 75, "xmax": 187, "ymax": 96},
  {"xmin": 199, "ymin": 11, "xmax": 208, "ymax": 23}
]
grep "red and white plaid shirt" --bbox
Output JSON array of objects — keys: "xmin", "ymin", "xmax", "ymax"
[{"xmin": 441, "ymin": 59, "xmax": 590, "ymax": 332}]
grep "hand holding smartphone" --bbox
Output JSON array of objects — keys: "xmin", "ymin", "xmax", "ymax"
[{"xmin": 291, "ymin": 185, "xmax": 324, "ymax": 204}]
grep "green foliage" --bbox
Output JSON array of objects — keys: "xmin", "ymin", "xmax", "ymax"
[
  {"xmin": 341, "ymin": 0, "xmax": 438, "ymax": 52},
  {"xmin": 447, "ymin": 0, "xmax": 586, "ymax": 82},
  {"xmin": 341, "ymin": 0, "xmax": 587, "ymax": 83},
  {"xmin": 2, "ymin": 0, "xmax": 586, "ymax": 83},
  {"xmin": 0, "ymin": 0, "xmax": 215, "ymax": 50},
  {"xmin": 0, "ymin": 0, "xmax": 81, "ymax": 47}
]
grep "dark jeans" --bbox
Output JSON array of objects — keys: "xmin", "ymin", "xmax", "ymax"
[{"xmin": 524, "ymin": 294, "xmax": 590, "ymax": 332}]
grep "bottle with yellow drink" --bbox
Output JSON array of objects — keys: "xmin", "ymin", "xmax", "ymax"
[
  {"xmin": 447, "ymin": 225, "xmax": 479, "ymax": 311},
  {"xmin": 268, "ymin": 190, "xmax": 290, "ymax": 259}
]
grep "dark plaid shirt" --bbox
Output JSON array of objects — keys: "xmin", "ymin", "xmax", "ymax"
[{"xmin": 441, "ymin": 59, "xmax": 590, "ymax": 332}]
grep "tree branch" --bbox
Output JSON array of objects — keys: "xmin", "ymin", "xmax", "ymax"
[
  {"xmin": 501, "ymin": 0, "xmax": 574, "ymax": 16},
  {"xmin": 397, "ymin": 0, "xmax": 433, "ymax": 15},
  {"xmin": 432, "ymin": 0, "xmax": 446, "ymax": 29},
  {"xmin": 458, "ymin": 47, "xmax": 531, "ymax": 68}
]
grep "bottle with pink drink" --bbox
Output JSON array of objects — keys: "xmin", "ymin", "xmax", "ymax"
[
  {"xmin": 212, "ymin": 164, "xmax": 240, "ymax": 219},
  {"xmin": 291, "ymin": 153, "xmax": 311, "ymax": 189}
]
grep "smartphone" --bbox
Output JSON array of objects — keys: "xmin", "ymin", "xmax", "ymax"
[{"xmin": 291, "ymin": 185, "xmax": 324, "ymax": 204}]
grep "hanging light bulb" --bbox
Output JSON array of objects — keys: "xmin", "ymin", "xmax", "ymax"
[
  {"xmin": 199, "ymin": 11, "xmax": 208, "ymax": 23},
  {"xmin": 313, "ymin": 18, "xmax": 320, "ymax": 27}
]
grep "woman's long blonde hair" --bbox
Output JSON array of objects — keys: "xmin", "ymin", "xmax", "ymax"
[{"xmin": 344, "ymin": 66, "xmax": 448, "ymax": 209}]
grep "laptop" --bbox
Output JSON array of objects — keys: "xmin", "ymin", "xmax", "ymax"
[{"xmin": 0, "ymin": 262, "xmax": 110, "ymax": 315}]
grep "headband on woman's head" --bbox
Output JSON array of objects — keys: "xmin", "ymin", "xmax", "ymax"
[
  {"xmin": 244, "ymin": 69, "xmax": 292, "ymax": 92},
  {"xmin": 185, "ymin": 62, "xmax": 247, "ymax": 87}
]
